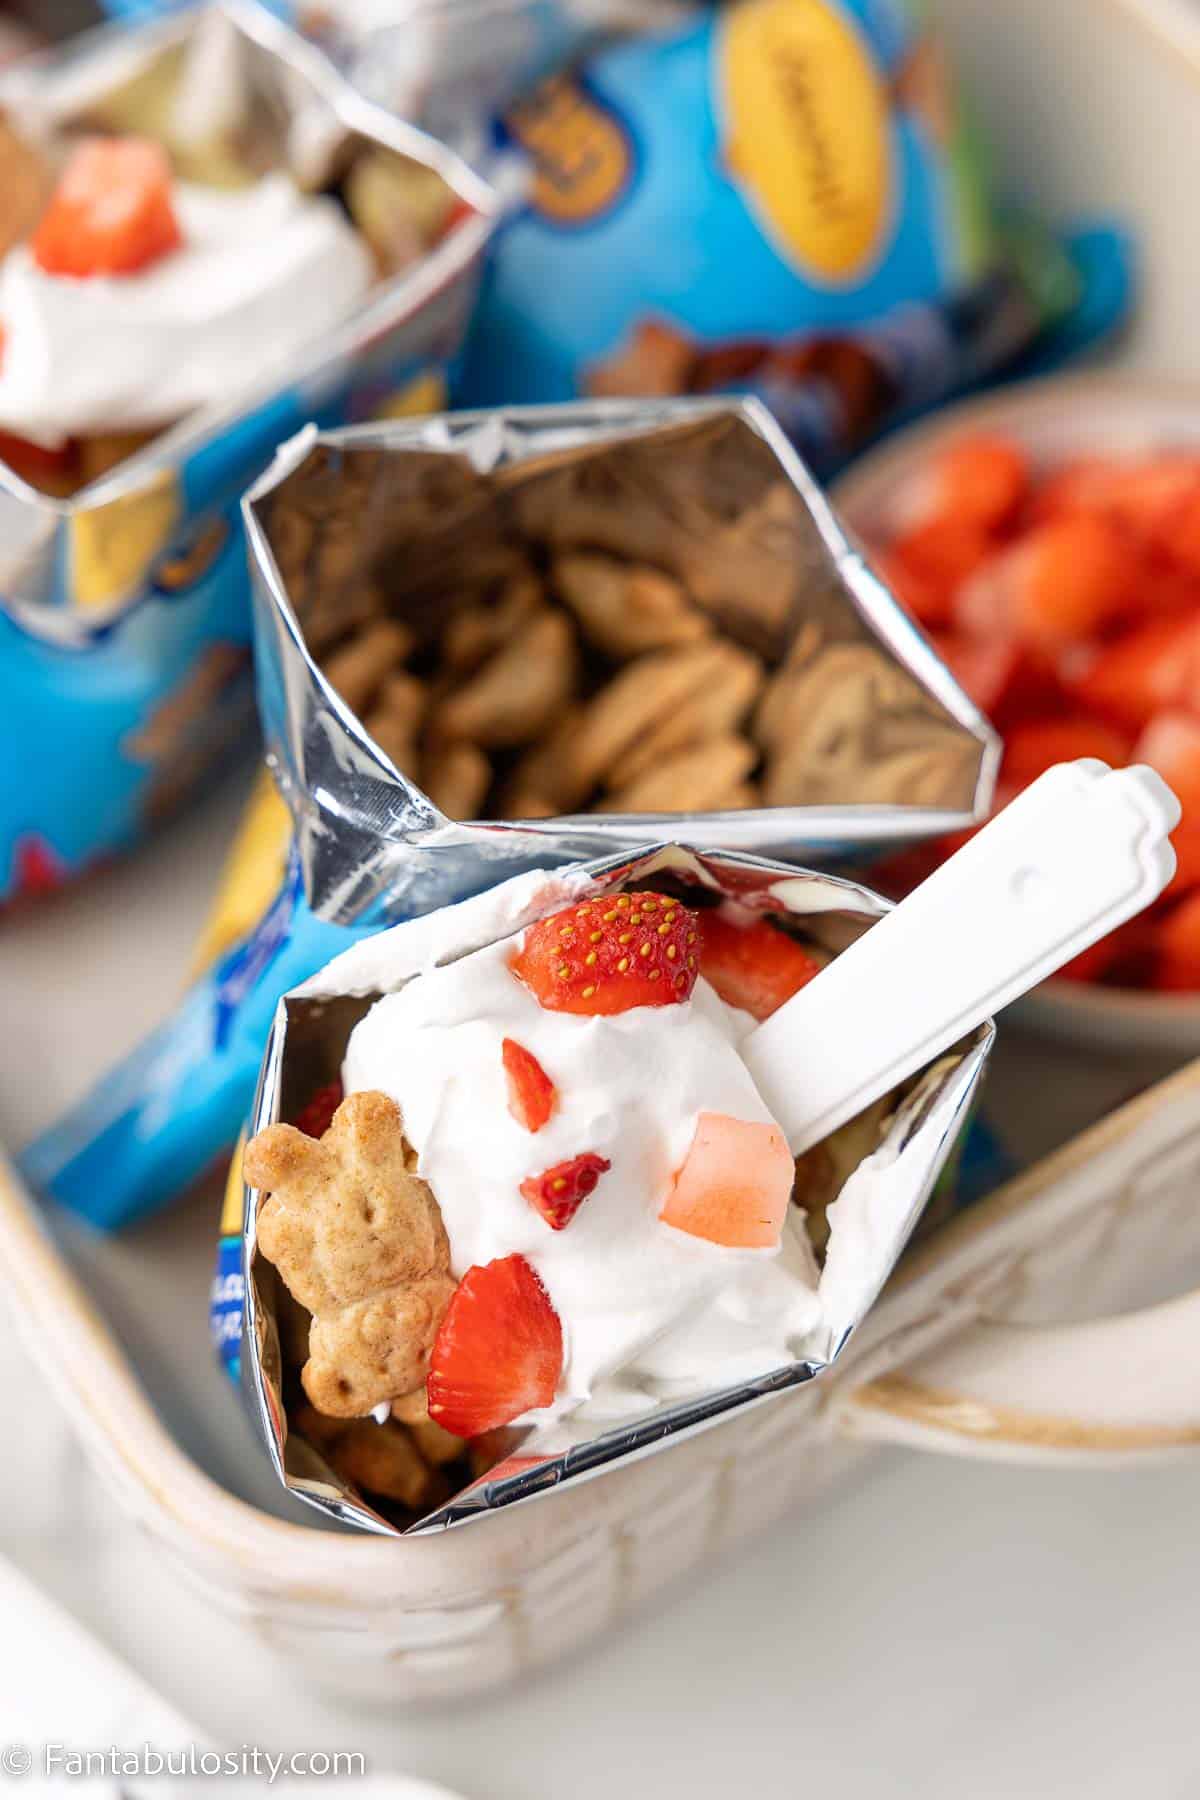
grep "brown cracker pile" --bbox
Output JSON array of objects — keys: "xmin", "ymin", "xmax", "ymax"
[{"xmin": 262, "ymin": 420, "xmax": 979, "ymax": 824}]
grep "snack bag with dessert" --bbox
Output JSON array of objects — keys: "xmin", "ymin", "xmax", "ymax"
[
  {"xmin": 0, "ymin": 3, "xmax": 495, "ymax": 905},
  {"xmin": 226, "ymin": 842, "xmax": 993, "ymax": 1533},
  {"xmin": 23, "ymin": 395, "xmax": 999, "ymax": 1231},
  {"xmin": 456, "ymin": 0, "xmax": 1131, "ymax": 470}
]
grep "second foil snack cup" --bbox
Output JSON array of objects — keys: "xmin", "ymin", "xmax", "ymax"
[
  {"xmin": 0, "ymin": 1, "xmax": 497, "ymax": 903},
  {"xmin": 243, "ymin": 397, "xmax": 999, "ymax": 925},
  {"xmin": 234, "ymin": 842, "xmax": 993, "ymax": 1535}
]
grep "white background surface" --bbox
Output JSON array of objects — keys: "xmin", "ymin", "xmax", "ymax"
[
  {"xmin": 5, "ymin": 0, "xmax": 1200, "ymax": 1789},
  {"xmin": 2, "ymin": 774, "xmax": 1200, "ymax": 1800}
]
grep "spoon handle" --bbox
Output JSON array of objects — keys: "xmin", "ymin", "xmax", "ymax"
[{"xmin": 744, "ymin": 760, "xmax": 1180, "ymax": 1156}]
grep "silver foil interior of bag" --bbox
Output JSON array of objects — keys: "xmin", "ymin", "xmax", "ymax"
[
  {"xmin": 0, "ymin": 0, "xmax": 496, "ymax": 619},
  {"xmin": 242, "ymin": 843, "xmax": 993, "ymax": 1536},
  {"xmin": 244, "ymin": 398, "xmax": 999, "ymax": 927}
]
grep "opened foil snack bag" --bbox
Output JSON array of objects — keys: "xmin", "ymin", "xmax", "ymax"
[
  {"xmin": 220, "ymin": 842, "xmax": 992, "ymax": 1534},
  {"xmin": 245, "ymin": 397, "xmax": 997, "ymax": 922},
  {"xmin": 24, "ymin": 396, "xmax": 997, "ymax": 1232},
  {"xmin": 0, "ymin": 0, "xmax": 495, "ymax": 903}
]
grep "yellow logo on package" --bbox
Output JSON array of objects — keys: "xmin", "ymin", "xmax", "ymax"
[
  {"xmin": 508, "ymin": 74, "xmax": 633, "ymax": 226},
  {"xmin": 719, "ymin": 0, "xmax": 892, "ymax": 285}
]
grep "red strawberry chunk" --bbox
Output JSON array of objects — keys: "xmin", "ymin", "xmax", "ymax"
[
  {"xmin": 292, "ymin": 1080, "xmax": 344, "ymax": 1139},
  {"xmin": 1064, "ymin": 617, "xmax": 1200, "ymax": 734},
  {"xmin": 521, "ymin": 1152, "xmax": 611, "ymax": 1230},
  {"xmin": 502, "ymin": 1037, "xmax": 556, "ymax": 1133},
  {"xmin": 293, "ymin": 1080, "xmax": 345, "ymax": 1137},
  {"xmin": 427, "ymin": 1254, "xmax": 563, "ymax": 1437},
  {"xmin": 32, "ymin": 137, "xmax": 182, "ymax": 279},
  {"xmin": 698, "ymin": 911, "xmax": 823, "ymax": 1021},
  {"xmin": 1155, "ymin": 889, "xmax": 1200, "ymax": 990},
  {"xmin": 510, "ymin": 890, "xmax": 699, "ymax": 1015}
]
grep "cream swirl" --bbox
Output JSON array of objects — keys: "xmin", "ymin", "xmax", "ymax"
[
  {"xmin": 0, "ymin": 173, "xmax": 373, "ymax": 448},
  {"xmin": 342, "ymin": 931, "xmax": 822, "ymax": 1427}
]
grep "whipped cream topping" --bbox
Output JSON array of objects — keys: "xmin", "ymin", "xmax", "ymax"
[
  {"xmin": 0, "ymin": 174, "xmax": 373, "ymax": 449},
  {"xmin": 342, "ymin": 927, "xmax": 823, "ymax": 1427}
]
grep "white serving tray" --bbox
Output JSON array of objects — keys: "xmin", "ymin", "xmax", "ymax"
[{"xmin": 5, "ymin": 1015, "xmax": 1200, "ymax": 1705}]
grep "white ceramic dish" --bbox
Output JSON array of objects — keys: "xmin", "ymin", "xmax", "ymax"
[{"xmin": 833, "ymin": 372, "xmax": 1200, "ymax": 1055}]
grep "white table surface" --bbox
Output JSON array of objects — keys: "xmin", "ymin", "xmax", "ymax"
[{"xmin": 1, "ymin": 760, "xmax": 1199, "ymax": 1799}]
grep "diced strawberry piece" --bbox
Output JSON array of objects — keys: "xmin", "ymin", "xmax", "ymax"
[
  {"xmin": 427, "ymin": 1254, "xmax": 563, "ymax": 1437},
  {"xmin": 1001, "ymin": 716, "xmax": 1133, "ymax": 791},
  {"xmin": 1053, "ymin": 935, "xmax": 1124, "ymax": 985},
  {"xmin": 292, "ymin": 1079, "xmax": 343, "ymax": 1139},
  {"xmin": 930, "ymin": 631, "xmax": 1024, "ymax": 719},
  {"xmin": 904, "ymin": 433, "xmax": 1029, "ymax": 533},
  {"xmin": 1064, "ymin": 616, "xmax": 1200, "ymax": 732},
  {"xmin": 1133, "ymin": 711, "xmax": 1200, "ymax": 817},
  {"xmin": 1165, "ymin": 824, "xmax": 1200, "ymax": 899},
  {"xmin": 1152, "ymin": 890, "xmax": 1200, "ymax": 991},
  {"xmin": 510, "ymin": 890, "xmax": 699, "ymax": 1015},
  {"xmin": 1164, "ymin": 488, "xmax": 1200, "ymax": 581},
  {"xmin": 886, "ymin": 517, "xmax": 993, "ymax": 624},
  {"xmin": 1028, "ymin": 456, "xmax": 1121, "ymax": 525},
  {"xmin": 661, "ymin": 1113, "xmax": 794, "ymax": 1249},
  {"xmin": 1107, "ymin": 456, "xmax": 1200, "ymax": 548},
  {"xmin": 872, "ymin": 545, "xmax": 953, "ymax": 629},
  {"xmin": 698, "ymin": 911, "xmax": 822, "ymax": 1021},
  {"xmin": 32, "ymin": 137, "xmax": 182, "ymax": 278},
  {"xmin": 520, "ymin": 1151, "xmax": 610, "ymax": 1230},
  {"xmin": 1030, "ymin": 454, "xmax": 1200, "ymax": 543},
  {"xmin": 957, "ymin": 514, "xmax": 1135, "ymax": 651},
  {"xmin": 501, "ymin": 1037, "xmax": 556, "ymax": 1133}
]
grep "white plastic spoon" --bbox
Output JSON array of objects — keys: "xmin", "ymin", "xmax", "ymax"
[{"xmin": 743, "ymin": 759, "xmax": 1181, "ymax": 1156}]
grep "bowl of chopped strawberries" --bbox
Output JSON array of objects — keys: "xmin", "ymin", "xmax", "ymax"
[{"xmin": 834, "ymin": 372, "xmax": 1200, "ymax": 1051}]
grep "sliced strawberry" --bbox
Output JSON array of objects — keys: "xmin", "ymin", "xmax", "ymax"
[
  {"xmin": 698, "ymin": 911, "xmax": 823, "ymax": 1021},
  {"xmin": 510, "ymin": 890, "xmax": 699, "ymax": 1015},
  {"xmin": 1001, "ymin": 715, "xmax": 1133, "ymax": 791},
  {"xmin": 886, "ymin": 517, "xmax": 993, "ymax": 625},
  {"xmin": 1064, "ymin": 616, "xmax": 1200, "ymax": 733},
  {"xmin": 1133, "ymin": 711, "xmax": 1200, "ymax": 817},
  {"xmin": 661, "ymin": 1113, "xmax": 794, "ymax": 1249},
  {"xmin": 956, "ymin": 514, "xmax": 1135, "ymax": 651},
  {"xmin": 427, "ymin": 1254, "xmax": 563, "ymax": 1437},
  {"xmin": 501, "ymin": 1037, "xmax": 556, "ymax": 1133},
  {"xmin": 904, "ymin": 432, "xmax": 1029, "ymax": 533},
  {"xmin": 930, "ymin": 631, "xmax": 1024, "ymax": 720},
  {"xmin": 521, "ymin": 1151, "xmax": 610, "ymax": 1230},
  {"xmin": 1165, "ymin": 823, "xmax": 1200, "ymax": 899},
  {"xmin": 1053, "ymin": 934, "xmax": 1125, "ymax": 985},
  {"xmin": 32, "ymin": 137, "xmax": 182, "ymax": 279},
  {"xmin": 292, "ymin": 1079, "xmax": 344, "ymax": 1140},
  {"xmin": 872, "ymin": 545, "xmax": 955, "ymax": 629}
]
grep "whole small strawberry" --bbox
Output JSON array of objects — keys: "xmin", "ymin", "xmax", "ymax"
[{"xmin": 511, "ymin": 890, "xmax": 700, "ymax": 1015}]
